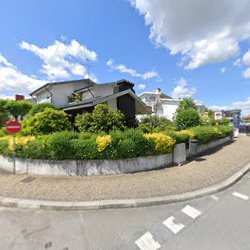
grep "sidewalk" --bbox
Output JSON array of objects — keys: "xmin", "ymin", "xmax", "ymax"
[{"xmin": 0, "ymin": 135, "xmax": 249, "ymax": 202}]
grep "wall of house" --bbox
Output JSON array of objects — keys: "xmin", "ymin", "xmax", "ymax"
[
  {"xmin": 81, "ymin": 89, "xmax": 94, "ymax": 100},
  {"xmin": 107, "ymin": 99, "xmax": 117, "ymax": 110},
  {"xmin": 52, "ymin": 81, "xmax": 90, "ymax": 107},
  {"xmin": 162, "ymin": 101, "xmax": 179, "ymax": 120},
  {"xmin": 35, "ymin": 89, "xmax": 52, "ymax": 104},
  {"xmin": 94, "ymin": 85, "xmax": 114, "ymax": 98},
  {"xmin": 117, "ymin": 94, "xmax": 135, "ymax": 119}
]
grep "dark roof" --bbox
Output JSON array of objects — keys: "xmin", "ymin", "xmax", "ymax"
[
  {"xmin": 61, "ymin": 89, "xmax": 152, "ymax": 114},
  {"xmin": 30, "ymin": 78, "xmax": 134, "ymax": 96},
  {"xmin": 30, "ymin": 78, "xmax": 96, "ymax": 96},
  {"xmin": 160, "ymin": 93, "xmax": 172, "ymax": 99}
]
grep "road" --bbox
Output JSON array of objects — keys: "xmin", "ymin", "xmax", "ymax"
[{"xmin": 0, "ymin": 171, "xmax": 249, "ymax": 250}]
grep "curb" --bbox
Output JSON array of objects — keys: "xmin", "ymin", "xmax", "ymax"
[{"xmin": 0, "ymin": 162, "xmax": 249, "ymax": 210}]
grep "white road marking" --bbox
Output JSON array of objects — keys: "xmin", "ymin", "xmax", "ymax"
[
  {"xmin": 211, "ymin": 195, "xmax": 219, "ymax": 201},
  {"xmin": 232, "ymin": 192, "xmax": 249, "ymax": 200},
  {"xmin": 135, "ymin": 231, "xmax": 161, "ymax": 250},
  {"xmin": 181, "ymin": 205, "xmax": 202, "ymax": 219},
  {"xmin": 163, "ymin": 216, "xmax": 185, "ymax": 234}
]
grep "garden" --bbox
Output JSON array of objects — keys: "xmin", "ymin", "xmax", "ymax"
[{"xmin": 0, "ymin": 98, "xmax": 233, "ymax": 161}]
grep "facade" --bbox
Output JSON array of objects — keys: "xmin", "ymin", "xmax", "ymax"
[
  {"xmin": 220, "ymin": 109, "xmax": 241, "ymax": 126},
  {"xmin": 30, "ymin": 79, "xmax": 151, "ymax": 122},
  {"xmin": 138, "ymin": 88, "xmax": 206, "ymax": 120}
]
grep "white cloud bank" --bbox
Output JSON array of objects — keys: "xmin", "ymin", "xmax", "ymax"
[
  {"xmin": 171, "ymin": 77, "xmax": 196, "ymax": 99},
  {"xmin": 20, "ymin": 40, "xmax": 98, "ymax": 81},
  {"xmin": 107, "ymin": 59, "xmax": 159, "ymax": 80},
  {"xmin": 0, "ymin": 54, "xmax": 45, "ymax": 96},
  {"xmin": 210, "ymin": 97, "xmax": 250, "ymax": 112},
  {"xmin": 130, "ymin": 0, "xmax": 250, "ymax": 69}
]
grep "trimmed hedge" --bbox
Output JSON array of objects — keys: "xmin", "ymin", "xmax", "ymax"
[
  {"xmin": 190, "ymin": 125, "xmax": 233, "ymax": 144},
  {"xmin": 0, "ymin": 126, "xmax": 233, "ymax": 160}
]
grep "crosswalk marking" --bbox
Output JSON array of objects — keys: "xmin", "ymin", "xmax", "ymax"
[
  {"xmin": 211, "ymin": 195, "xmax": 219, "ymax": 201},
  {"xmin": 181, "ymin": 205, "xmax": 202, "ymax": 219},
  {"xmin": 163, "ymin": 216, "xmax": 185, "ymax": 234},
  {"xmin": 232, "ymin": 192, "xmax": 249, "ymax": 200},
  {"xmin": 135, "ymin": 231, "xmax": 161, "ymax": 250}
]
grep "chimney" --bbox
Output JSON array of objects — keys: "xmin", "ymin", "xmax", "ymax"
[
  {"xmin": 154, "ymin": 88, "xmax": 161, "ymax": 94},
  {"xmin": 15, "ymin": 95, "xmax": 25, "ymax": 101}
]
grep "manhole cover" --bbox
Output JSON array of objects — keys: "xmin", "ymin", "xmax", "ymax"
[{"xmin": 20, "ymin": 176, "xmax": 36, "ymax": 183}]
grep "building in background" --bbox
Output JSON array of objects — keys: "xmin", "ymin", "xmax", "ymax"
[
  {"xmin": 138, "ymin": 88, "xmax": 206, "ymax": 120},
  {"xmin": 30, "ymin": 79, "xmax": 151, "ymax": 122}
]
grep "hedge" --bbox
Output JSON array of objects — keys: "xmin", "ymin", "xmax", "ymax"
[{"xmin": 0, "ymin": 126, "xmax": 233, "ymax": 160}]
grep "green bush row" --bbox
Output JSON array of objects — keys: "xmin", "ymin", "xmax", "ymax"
[
  {"xmin": 0, "ymin": 126, "xmax": 233, "ymax": 160},
  {"xmin": 5, "ymin": 130, "xmax": 174, "ymax": 160},
  {"xmin": 190, "ymin": 125, "xmax": 233, "ymax": 144}
]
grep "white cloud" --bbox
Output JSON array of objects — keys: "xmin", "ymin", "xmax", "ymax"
[
  {"xmin": 0, "ymin": 54, "xmax": 45, "ymax": 96},
  {"xmin": 233, "ymin": 58, "xmax": 242, "ymax": 67},
  {"xmin": 235, "ymin": 49, "xmax": 250, "ymax": 79},
  {"xmin": 138, "ymin": 84, "xmax": 146, "ymax": 90},
  {"xmin": 210, "ymin": 97, "xmax": 250, "ymax": 111},
  {"xmin": 171, "ymin": 77, "xmax": 196, "ymax": 98},
  {"xmin": 20, "ymin": 40, "xmax": 98, "ymax": 80},
  {"xmin": 107, "ymin": 59, "xmax": 159, "ymax": 80},
  {"xmin": 221, "ymin": 67, "xmax": 226, "ymax": 73},
  {"xmin": 130, "ymin": 0, "xmax": 250, "ymax": 69}
]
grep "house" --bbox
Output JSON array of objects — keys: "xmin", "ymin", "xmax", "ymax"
[
  {"xmin": 214, "ymin": 109, "xmax": 241, "ymax": 126},
  {"xmin": 30, "ymin": 79, "xmax": 151, "ymax": 122},
  {"xmin": 138, "ymin": 88, "xmax": 206, "ymax": 120}
]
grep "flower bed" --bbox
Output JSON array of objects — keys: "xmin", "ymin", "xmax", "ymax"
[{"xmin": 0, "ymin": 126, "xmax": 233, "ymax": 161}]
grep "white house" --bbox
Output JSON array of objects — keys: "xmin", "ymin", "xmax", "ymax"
[
  {"xmin": 30, "ymin": 79, "xmax": 151, "ymax": 122},
  {"xmin": 138, "ymin": 88, "xmax": 206, "ymax": 120}
]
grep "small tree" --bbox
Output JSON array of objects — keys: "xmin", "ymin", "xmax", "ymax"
[
  {"xmin": 175, "ymin": 109, "xmax": 201, "ymax": 130},
  {"xmin": 0, "ymin": 99, "xmax": 9, "ymax": 127},
  {"xmin": 75, "ymin": 104, "xmax": 125, "ymax": 133},
  {"xmin": 176, "ymin": 98, "xmax": 197, "ymax": 113},
  {"xmin": 22, "ymin": 108, "xmax": 71, "ymax": 135},
  {"xmin": 6, "ymin": 100, "xmax": 32, "ymax": 120},
  {"xmin": 29, "ymin": 103, "xmax": 58, "ymax": 116},
  {"xmin": 139, "ymin": 115, "xmax": 174, "ymax": 132}
]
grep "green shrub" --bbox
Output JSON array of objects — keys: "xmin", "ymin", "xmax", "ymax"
[
  {"xmin": 0, "ymin": 128, "xmax": 6, "ymax": 137},
  {"xmin": 218, "ymin": 117, "xmax": 230, "ymax": 126},
  {"xmin": 175, "ymin": 109, "xmax": 201, "ymax": 130},
  {"xmin": 75, "ymin": 104, "xmax": 125, "ymax": 133},
  {"xmin": 139, "ymin": 115, "xmax": 174, "ymax": 133},
  {"xmin": 48, "ymin": 131, "xmax": 79, "ymax": 160},
  {"xmin": 216, "ymin": 125, "xmax": 233, "ymax": 138},
  {"xmin": 22, "ymin": 108, "xmax": 71, "ymax": 135},
  {"xmin": 29, "ymin": 103, "xmax": 58, "ymax": 116},
  {"xmin": 190, "ymin": 126, "xmax": 218, "ymax": 144},
  {"xmin": 71, "ymin": 138, "xmax": 98, "ymax": 160},
  {"xmin": 0, "ymin": 140, "xmax": 10, "ymax": 156}
]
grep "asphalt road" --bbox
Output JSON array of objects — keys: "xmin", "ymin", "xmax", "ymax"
[{"xmin": 0, "ymin": 171, "xmax": 249, "ymax": 250}]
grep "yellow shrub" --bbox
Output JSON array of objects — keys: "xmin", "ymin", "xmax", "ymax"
[
  {"xmin": 177, "ymin": 130, "xmax": 196, "ymax": 139},
  {"xmin": 0, "ymin": 136, "xmax": 35, "ymax": 150},
  {"xmin": 144, "ymin": 133, "xmax": 175, "ymax": 154},
  {"xmin": 96, "ymin": 135, "xmax": 112, "ymax": 152}
]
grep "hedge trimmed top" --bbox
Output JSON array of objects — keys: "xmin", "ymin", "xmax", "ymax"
[{"xmin": 0, "ymin": 125, "xmax": 232, "ymax": 160}]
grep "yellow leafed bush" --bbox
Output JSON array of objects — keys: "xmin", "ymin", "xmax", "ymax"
[
  {"xmin": 96, "ymin": 135, "xmax": 112, "ymax": 152},
  {"xmin": 0, "ymin": 136, "xmax": 35, "ymax": 150},
  {"xmin": 144, "ymin": 133, "xmax": 175, "ymax": 154}
]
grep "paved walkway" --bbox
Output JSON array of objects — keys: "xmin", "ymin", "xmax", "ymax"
[{"xmin": 0, "ymin": 135, "xmax": 249, "ymax": 202}]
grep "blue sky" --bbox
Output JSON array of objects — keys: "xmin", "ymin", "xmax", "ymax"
[{"xmin": 0, "ymin": 0, "xmax": 249, "ymax": 114}]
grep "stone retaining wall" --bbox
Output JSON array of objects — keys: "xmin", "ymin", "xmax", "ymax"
[{"xmin": 0, "ymin": 136, "xmax": 232, "ymax": 176}]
